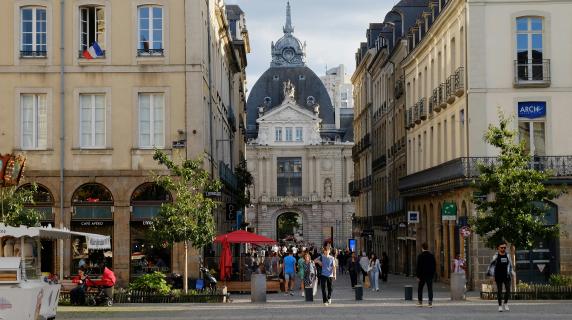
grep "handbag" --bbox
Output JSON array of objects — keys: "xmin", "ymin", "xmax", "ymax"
[{"xmin": 364, "ymin": 275, "xmax": 371, "ymax": 288}]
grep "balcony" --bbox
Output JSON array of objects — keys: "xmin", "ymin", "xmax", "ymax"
[
  {"xmin": 219, "ymin": 161, "xmax": 238, "ymax": 191},
  {"xmin": 395, "ymin": 77, "xmax": 404, "ymax": 99},
  {"xmin": 446, "ymin": 77, "xmax": 456, "ymax": 104},
  {"xmin": 419, "ymin": 98, "xmax": 427, "ymax": 120},
  {"xmin": 137, "ymin": 48, "xmax": 164, "ymax": 57},
  {"xmin": 438, "ymin": 83, "xmax": 447, "ymax": 109},
  {"xmin": 20, "ymin": 51, "xmax": 47, "ymax": 58},
  {"xmin": 373, "ymin": 155, "xmax": 387, "ymax": 171},
  {"xmin": 399, "ymin": 156, "xmax": 572, "ymax": 197},
  {"xmin": 413, "ymin": 104, "xmax": 421, "ymax": 124},
  {"xmin": 352, "ymin": 133, "xmax": 371, "ymax": 159},
  {"xmin": 432, "ymin": 88, "xmax": 441, "ymax": 112},
  {"xmin": 514, "ymin": 60, "xmax": 551, "ymax": 88},
  {"xmin": 262, "ymin": 195, "xmax": 314, "ymax": 204},
  {"xmin": 78, "ymin": 50, "xmax": 106, "ymax": 59},
  {"xmin": 453, "ymin": 67, "xmax": 465, "ymax": 96}
]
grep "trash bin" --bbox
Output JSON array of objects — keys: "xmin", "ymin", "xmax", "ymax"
[
  {"xmin": 304, "ymin": 286, "xmax": 314, "ymax": 302},
  {"xmin": 354, "ymin": 285, "xmax": 363, "ymax": 300},
  {"xmin": 450, "ymin": 272, "xmax": 466, "ymax": 300},
  {"xmin": 404, "ymin": 285, "xmax": 413, "ymax": 300},
  {"xmin": 251, "ymin": 274, "xmax": 267, "ymax": 303}
]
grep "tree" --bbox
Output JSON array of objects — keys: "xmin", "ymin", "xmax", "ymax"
[
  {"xmin": 0, "ymin": 184, "xmax": 42, "ymax": 227},
  {"xmin": 277, "ymin": 212, "xmax": 300, "ymax": 240},
  {"xmin": 234, "ymin": 159, "xmax": 253, "ymax": 214},
  {"xmin": 148, "ymin": 150, "xmax": 221, "ymax": 293},
  {"xmin": 471, "ymin": 111, "xmax": 564, "ymax": 264}
]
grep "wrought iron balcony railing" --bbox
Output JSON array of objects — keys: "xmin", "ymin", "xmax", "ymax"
[
  {"xmin": 395, "ymin": 77, "xmax": 404, "ymax": 99},
  {"xmin": 453, "ymin": 66, "xmax": 465, "ymax": 97},
  {"xmin": 438, "ymin": 83, "xmax": 447, "ymax": 109},
  {"xmin": 20, "ymin": 51, "xmax": 47, "ymax": 58},
  {"xmin": 219, "ymin": 161, "xmax": 238, "ymax": 191},
  {"xmin": 399, "ymin": 156, "xmax": 572, "ymax": 196},
  {"xmin": 137, "ymin": 48, "xmax": 165, "ymax": 57},
  {"xmin": 446, "ymin": 77, "xmax": 456, "ymax": 104},
  {"xmin": 78, "ymin": 50, "xmax": 107, "ymax": 59},
  {"xmin": 419, "ymin": 98, "xmax": 427, "ymax": 120},
  {"xmin": 514, "ymin": 59, "xmax": 551, "ymax": 87}
]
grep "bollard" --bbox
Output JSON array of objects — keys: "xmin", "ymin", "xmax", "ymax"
[
  {"xmin": 404, "ymin": 285, "xmax": 413, "ymax": 300},
  {"xmin": 251, "ymin": 274, "xmax": 267, "ymax": 303},
  {"xmin": 304, "ymin": 287, "xmax": 314, "ymax": 302},
  {"xmin": 450, "ymin": 272, "xmax": 466, "ymax": 300},
  {"xmin": 354, "ymin": 285, "xmax": 363, "ymax": 300}
]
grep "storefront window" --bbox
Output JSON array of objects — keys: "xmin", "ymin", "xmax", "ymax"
[
  {"xmin": 70, "ymin": 183, "xmax": 114, "ymax": 275},
  {"xmin": 130, "ymin": 183, "xmax": 172, "ymax": 278}
]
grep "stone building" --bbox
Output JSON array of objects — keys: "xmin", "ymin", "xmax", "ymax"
[
  {"xmin": 0, "ymin": 0, "xmax": 249, "ymax": 285},
  {"xmin": 245, "ymin": 2, "xmax": 354, "ymax": 247}
]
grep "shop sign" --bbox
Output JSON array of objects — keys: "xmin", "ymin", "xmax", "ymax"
[
  {"xmin": 518, "ymin": 101, "xmax": 546, "ymax": 119},
  {"xmin": 407, "ymin": 211, "xmax": 419, "ymax": 224},
  {"xmin": 226, "ymin": 203, "xmax": 236, "ymax": 221},
  {"xmin": 441, "ymin": 202, "xmax": 457, "ymax": 221}
]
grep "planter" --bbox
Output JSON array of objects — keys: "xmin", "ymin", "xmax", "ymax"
[
  {"xmin": 481, "ymin": 285, "xmax": 572, "ymax": 300},
  {"xmin": 60, "ymin": 290, "xmax": 227, "ymax": 305}
]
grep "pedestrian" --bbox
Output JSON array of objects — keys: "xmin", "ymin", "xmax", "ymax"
[
  {"xmin": 283, "ymin": 249, "xmax": 296, "ymax": 295},
  {"xmin": 487, "ymin": 241, "xmax": 513, "ymax": 312},
  {"xmin": 297, "ymin": 250, "xmax": 306, "ymax": 296},
  {"xmin": 359, "ymin": 251, "xmax": 369, "ymax": 284},
  {"xmin": 416, "ymin": 242, "xmax": 436, "ymax": 308},
  {"xmin": 381, "ymin": 252, "xmax": 389, "ymax": 282},
  {"xmin": 347, "ymin": 252, "xmax": 360, "ymax": 288},
  {"xmin": 369, "ymin": 253, "xmax": 381, "ymax": 292},
  {"xmin": 302, "ymin": 252, "xmax": 317, "ymax": 297},
  {"xmin": 314, "ymin": 246, "xmax": 336, "ymax": 305}
]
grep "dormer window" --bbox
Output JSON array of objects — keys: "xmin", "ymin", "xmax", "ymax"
[
  {"xmin": 264, "ymin": 96, "xmax": 272, "ymax": 106},
  {"xmin": 299, "ymin": 75, "xmax": 305, "ymax": 80},
  {"xmin": 273, "ymin": 75, "xmax": 279, "ymax": 81},
  {"xmin": 306, "ymin": 96, "xmax": 315, "ymax": 106}
]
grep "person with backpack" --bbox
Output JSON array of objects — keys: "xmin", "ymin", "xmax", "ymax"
[
  {"xmin": 487, "ymin": 240, "xmax": 514, "ymax": 312},
  {"xmin": 314, "ymin": 246, "xmax": 336, "ymax": 305}
]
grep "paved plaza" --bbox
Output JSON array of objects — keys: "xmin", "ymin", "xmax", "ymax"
[{"xmin": 57, "ymin": 274, "xmax": 571, "ymax": 319}]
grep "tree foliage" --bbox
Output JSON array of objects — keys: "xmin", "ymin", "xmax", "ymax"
[
  {"xmin": 471, "ymin": 111, "xmax": 564, "ymax": 249},
  {"xmin": 148, "ymin": 150, "xmax": 222, "ymax": 250},
  {"xmin": 234, "ymin": 159, "xmax": 253, "ymax": 210},
  {"xmin": 0, "ymin": 184, "xmax": 42, "ymax": 227},
  {"xmin": 277, "ymin": 212, "xmax": 300, "ymax": 240}
]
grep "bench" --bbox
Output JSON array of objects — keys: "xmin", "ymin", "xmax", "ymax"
[{"xmin": 217, "ymin": 280, "xmax": 281, "ymax": 293}]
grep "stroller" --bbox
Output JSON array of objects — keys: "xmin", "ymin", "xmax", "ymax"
[{"xmin": 85, "ymin": 275, "xmax": 114, "ymax": 307}]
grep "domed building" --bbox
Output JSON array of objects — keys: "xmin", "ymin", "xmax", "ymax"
[{"xmin": 245, "ymin": 2, "xmax": 354, "ymax": 248}]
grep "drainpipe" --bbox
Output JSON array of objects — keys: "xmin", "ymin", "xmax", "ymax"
[
  {"xmin": 59, "ymin": 0, "xmax": 66, "ymax": 280},
  {"xmin": 207, "ymin": 0, "xmax": 214, "ymax": 176}
]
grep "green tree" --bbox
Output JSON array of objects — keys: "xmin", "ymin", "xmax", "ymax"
[
  {"xmin": 472, "ymin": 111, "xmax": 564, "ymax": 258},
  {"xmin": 148, "ymin": 150, "xmax": 221, "ymax": 293},
  {"xmin": 234, "ymin": 159, "xmax": 253, "ymax": 212},
  {"xmin": 0, "ymin": 184, "xmax": 41, "ymax": 227},
  {"xmin": 277, "ymin": 212, "xmax": 300, "ymax": 240}
]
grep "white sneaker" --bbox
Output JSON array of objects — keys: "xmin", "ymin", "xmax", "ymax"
[
  {"xmin": 301, "ymin": 291, "xmax": 305, "ymax": 297},
  {"xmin": 327, "ymin": 299, "xmax": 332, "ymax": 305},
  {"xmin": 503, "ymin": 303, "xmax": 509, "ymax": 311},
  {"xmin": 498, "ymin": 306, "xmax": 503, "ymax": 312}
]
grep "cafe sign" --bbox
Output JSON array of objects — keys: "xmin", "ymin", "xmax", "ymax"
[
  {"xmin": 518, "ymin": 101, "xmax": 546, "ymax": 119},
  {"xmin": 441, "ymin": 202, "xmax": 457, "ymax": 221}
]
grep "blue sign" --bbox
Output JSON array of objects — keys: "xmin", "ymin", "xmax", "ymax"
[
  {"xmin": 518, "ymin": 101, "xmax": 546, "ymax": 119},
  {"xmin": 236, "ymin": 210, "xmax": 243, "ymax": 230},
  {"xmin": 348, "ymin": 239, "xmax": 356, "ymax": 253}
]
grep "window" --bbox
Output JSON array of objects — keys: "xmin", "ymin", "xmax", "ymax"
[
  {"xmin": 80, "ymin": 6, "xmax": 105, "ymax": 58},
  {"xmin": 295, "ymin": 127, "xmax": 303, "ymax": 141},
  {"xmin": 277, "ymin": 157, "xmax": 302, "ymax": 196},
  {"xmin": 21, "ymin": 7, "xmax": 47, "ymax": 57},
  {"xmin": 79, "ymin": 94, "xmax": 106, "ymax": 148},
  {"xmin": 516, "ymin": 17, "xmax": 544, "ymax": 80},
  {"xmin": 21, "ymin": 94, "xmax": 47, "ymax": 149},
  {"xmin": 275, "ymin": 127, "xmax": 282, "ymax": 141},
  {"xmin": 139, "ymin": 93, "xmax": 164, "ymax": 148},
  {"xmin": 519, "ymin": 121, "xmax": 545, "ymax": 156},
  {"xmin": 138, "ymin": 6, "xmax": 163, "ymax": 56},
  {"xmin": 285, "ymin": 128, "xmax": 293, "ymax": 141}
]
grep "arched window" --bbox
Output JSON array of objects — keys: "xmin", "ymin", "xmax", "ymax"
[
  {"xmin": 18, "ymin": 183, "xmax": 54, "ymax": 221},
  {"xmin": 71, "ymin": 183, "xmax": 113, "ymax": 220},
  {"xmin": 130, "ymin": 183, "xmax": 171, "ymax": 220}
]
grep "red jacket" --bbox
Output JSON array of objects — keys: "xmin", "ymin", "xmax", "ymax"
[{"xmin": 87, "ymin": 267, "xmax": 116, "ymax": 287}]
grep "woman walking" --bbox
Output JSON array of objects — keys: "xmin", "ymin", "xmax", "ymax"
[
  {"xmin": 381, "ymin": 252, "xmax": 389, "ymax": 282},
  {"xmin": 302, "ymin": 252, "xmax": 317, "ymax": 297},
  {"xmin": 347, "ymin": 252, "xmax": 360, "ymax": 288},
  {"xmin": 297, "ymin": 250, "xmax": 306, "ymax": 296},
  {"xmin": 369, "ymin": 254, "xmax": 381, "ymax": 291},
  {"xmin": 487, "ymin": 241, "xmax": 513, "ymax": 312}
]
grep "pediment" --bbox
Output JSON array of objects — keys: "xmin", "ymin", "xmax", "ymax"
[{"xmin": 257, "ymin": 101, "xmax": 318, "ymax": 123}]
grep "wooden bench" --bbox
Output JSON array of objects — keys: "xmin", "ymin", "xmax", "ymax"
[{"xmin": 217, "ymin": 280, "xmax": 281, "ymax": 293}]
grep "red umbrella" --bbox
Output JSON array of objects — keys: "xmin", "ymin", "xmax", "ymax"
[
  {"xmin": 214, "ymin": 230, "xmax": 276, "ymax": 244},
  {"xmin": 218, "ymin": 239, "xmax": 232, "ymax": 281}
]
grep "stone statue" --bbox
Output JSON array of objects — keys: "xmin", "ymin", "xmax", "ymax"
[
  {"xmin": 283, "ymin": 80, "xmax": 295, "ymax": 100},
  {"xmin": 324, "ymin": 178, "xmax": 332, "ymax": 198}
]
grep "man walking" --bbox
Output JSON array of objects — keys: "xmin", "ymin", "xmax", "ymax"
[
  {"xmin": 488, "ymin": 241, "xmax": 513, "ymax": 312},
  {"xmin": 314, "ymin": 246, "xmax": 336, "ymax": 305},
  {"xmin": 416, "ymin": 242, "xmax": 436, "ymax": 307},
  {"xmin": 283, "ymin": 249, "xmax": 296, "ymax": 295}
]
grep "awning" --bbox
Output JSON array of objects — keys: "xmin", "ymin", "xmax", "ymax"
[
  {"xmin": 0, "ymin": 224, "xmax": 111, "ymax": 249},
  {"xmin": 214, "ymin": 230, "xmax": 276, "ymax": 244}
]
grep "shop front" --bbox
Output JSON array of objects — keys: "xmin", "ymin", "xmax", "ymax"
[
  {"xmin": 130, "ymin": 183, "xmax": 172, "ymax": 278},
  {"xmin": 70, "ymin": 183, "xmax": 114, "ymax": 275}
]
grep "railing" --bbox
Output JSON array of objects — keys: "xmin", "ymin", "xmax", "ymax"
[
  {"xmin": 78, "ymin": 50, "xmax": 106, "ymax": 59},
  {"xmin": 352, "ymin": 133, "xmax": 371, "ymax": 159},
  {"xmin": 137, "ymin": 48, "xmax": 165, "ymax": 56},
  {"xmin": 432, "ymin": 88, "xmax": 441, "ymax": 112},
  {"xmin": 399, "ymin": 156, "xmax": 572, "ymax": 194},
  {"xmin": 219, "ymin": 161, "xmax": 238, "ymax": 191},
  {"xmin": 413, "ymin": 104, "xmax": 421, "ymax": 124},
  {"xmin": 20, "ymin": 51, "xmax": 47, "ymax": 58},
  {"xmin": 438, "ymin": 83, "xmax": 447, "ymax": 109},
  {"xmin": 264, "ymin": 195, "xmax": 313, "ymax": 203},
  {"xmin": 350, "ymin": 175, "xmax": 373, "ymax": 195},
  {"xmin": 373, "ymin": 155, "xmax": 387, "ymax": 170},
  {"xmin": 453, "ymin": 66, "xmax": 465, "ymax": 96},
  {"xmin": 395, "ymin": 77, "xmax": 404, "ymax": 99},
  {"xmin": 445, "ymin": 77, "xmax": 455, "ymax": 103},
  {"xmin": 514, "ymin": 59, "xmax": 551, "ymax": 87},
  {"xmin": 419, "ymin": 98, "xmax": 427, "ymax": 120},
  {"xmin": 428, "ymin": 95, "xmax": 434, "ymax": 114}
]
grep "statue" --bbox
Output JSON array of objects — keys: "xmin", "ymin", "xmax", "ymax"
[
  {"xmin": 283, "ymin": 80, "xmax": 295, "ymax": 100},
  {"xmin": 324, "ymin": 178, "xmax": 332, "ymax": 198}
]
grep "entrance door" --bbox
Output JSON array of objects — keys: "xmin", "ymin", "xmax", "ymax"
[{"xmin": 276, "ymin": 212, "xmax": 303, "ymax": 242}]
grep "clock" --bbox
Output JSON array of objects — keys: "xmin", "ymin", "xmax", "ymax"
[{"xmin": 282, "ymin": 48, "xmax": 295, "ymax": 62}]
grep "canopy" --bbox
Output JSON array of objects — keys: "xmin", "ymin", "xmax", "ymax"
[
  {"xmin": 214, "ymin": 230, "xmax": 276, "ymax": 244},
  {"xmin": 218, "ymin": 239, "xmax": 232, "ymax": 281},
  {"xmin": 0, "ymin": 224, "xmax": 111, "ymax": 249}
]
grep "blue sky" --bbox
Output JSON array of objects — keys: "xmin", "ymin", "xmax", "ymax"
[{"xmin": 226, "ymin": 0, "xmax": 396, "ymax": 91}]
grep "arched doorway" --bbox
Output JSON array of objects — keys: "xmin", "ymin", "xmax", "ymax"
[
  {"xmin": 276, "ymin": 212, "xmax": 303, "ymax": 243},
  {"xmin": 70, "ymin": 183, "xmax": 114, "ymax": 275},
  {"xmin": 130, "ymin": 183, "xmax": 172, "ymax": 278}
]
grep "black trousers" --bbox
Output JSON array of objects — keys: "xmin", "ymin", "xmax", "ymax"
[
  {"xmin": 417, "ymin": 278, "xmax": 433, "ymax": 303},
  {"xmin": 496, "ymin": 278, "xmax": 511, "ymax": 306},
  {"xmin": 381, "ymin": 269, "xmax": 388, "ymax": 282},
  {"xmin": 361, "ymin": 270, "xmax": 368, "ymax": 282},
  {"xmin": 319, "ymin": 275, "xmax": 333, "ymax": 303},
  {"xmin": 349, "ymin": 270, "xmax": 358, "ymax": 287},
  {"xmin": 70, "ymin": 286, "xmax": 86, "ymax": 305}
]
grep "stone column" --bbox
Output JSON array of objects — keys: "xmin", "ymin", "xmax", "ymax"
[{"xmin": 113, "ymin": 204, "xmax": 130, "ymax": 287}]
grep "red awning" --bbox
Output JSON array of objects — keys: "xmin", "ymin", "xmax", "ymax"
[{"xmin": 214, "ymin": 230, "xmax": 276, "ymax": 244}]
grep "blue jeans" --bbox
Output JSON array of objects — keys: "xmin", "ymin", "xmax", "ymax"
[{"xmin": 370, "ymin": 271, "xmax": 379, "ymax": 290}]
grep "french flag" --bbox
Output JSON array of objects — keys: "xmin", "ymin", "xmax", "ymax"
[{"xmin": 82, "ymin": 42, "xmax": 103, "ymax": 59}]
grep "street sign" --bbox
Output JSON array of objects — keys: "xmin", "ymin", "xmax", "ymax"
[
  {"xmin": 348, "ymin": 239, "xmax": 356, "ymax": 252},
  {"xmin": 460, "ymin": 226, "xmax": 471, "ymax": 238},
  {"xmin": 407, "ymin": 211, "xmax": 419, "ymax": 224},
  {"xmin": 442, "ymin": 202, "xmax": 457, "ymax": 221}
]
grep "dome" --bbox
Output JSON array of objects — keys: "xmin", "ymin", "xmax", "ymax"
[{"xmin": 270, "ymin": 1, "xmax": 306, "ymax": 68}]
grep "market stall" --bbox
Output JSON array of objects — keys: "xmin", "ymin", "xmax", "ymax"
[
  {"xmin": 213, "ymin": 230, "xmax": 279, "ymax": 293},
  {"xmin": 0, "ymin": 224, "xmax": 111, "ymax": 320}
]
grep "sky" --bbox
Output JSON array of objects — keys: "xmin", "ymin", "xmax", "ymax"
[{"xmin": 225, "ymin": 0, "xmax": 397, "ymax": 92}]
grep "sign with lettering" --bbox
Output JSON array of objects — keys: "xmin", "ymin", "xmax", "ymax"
[
  {"xmin": 407, "ymin": 211, "xmax": 419, "ymax": 224},
  {"xmin": 518, "ymin": 101, "xmax": 546, "ymax": 119},
  {"xmin": 441, "ymin": 202, "xmax": 457, "ymax": 221}
]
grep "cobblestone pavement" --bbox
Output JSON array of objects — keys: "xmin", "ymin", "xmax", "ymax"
[{"xmin": 57, "ymin": 273, "xmax": 571, "ymax": 319}]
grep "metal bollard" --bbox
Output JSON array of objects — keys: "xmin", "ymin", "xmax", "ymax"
[
  {"xmin": 404, "ymin": 285, "xmax": 413, "ymax": 300},
  {"xmin": 304, "ymin": 287, "xmax": 314, "ymax": 302},
  {"xmin": 354, "ymin": 285, "xmax": 363, "ymax": 300}
]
